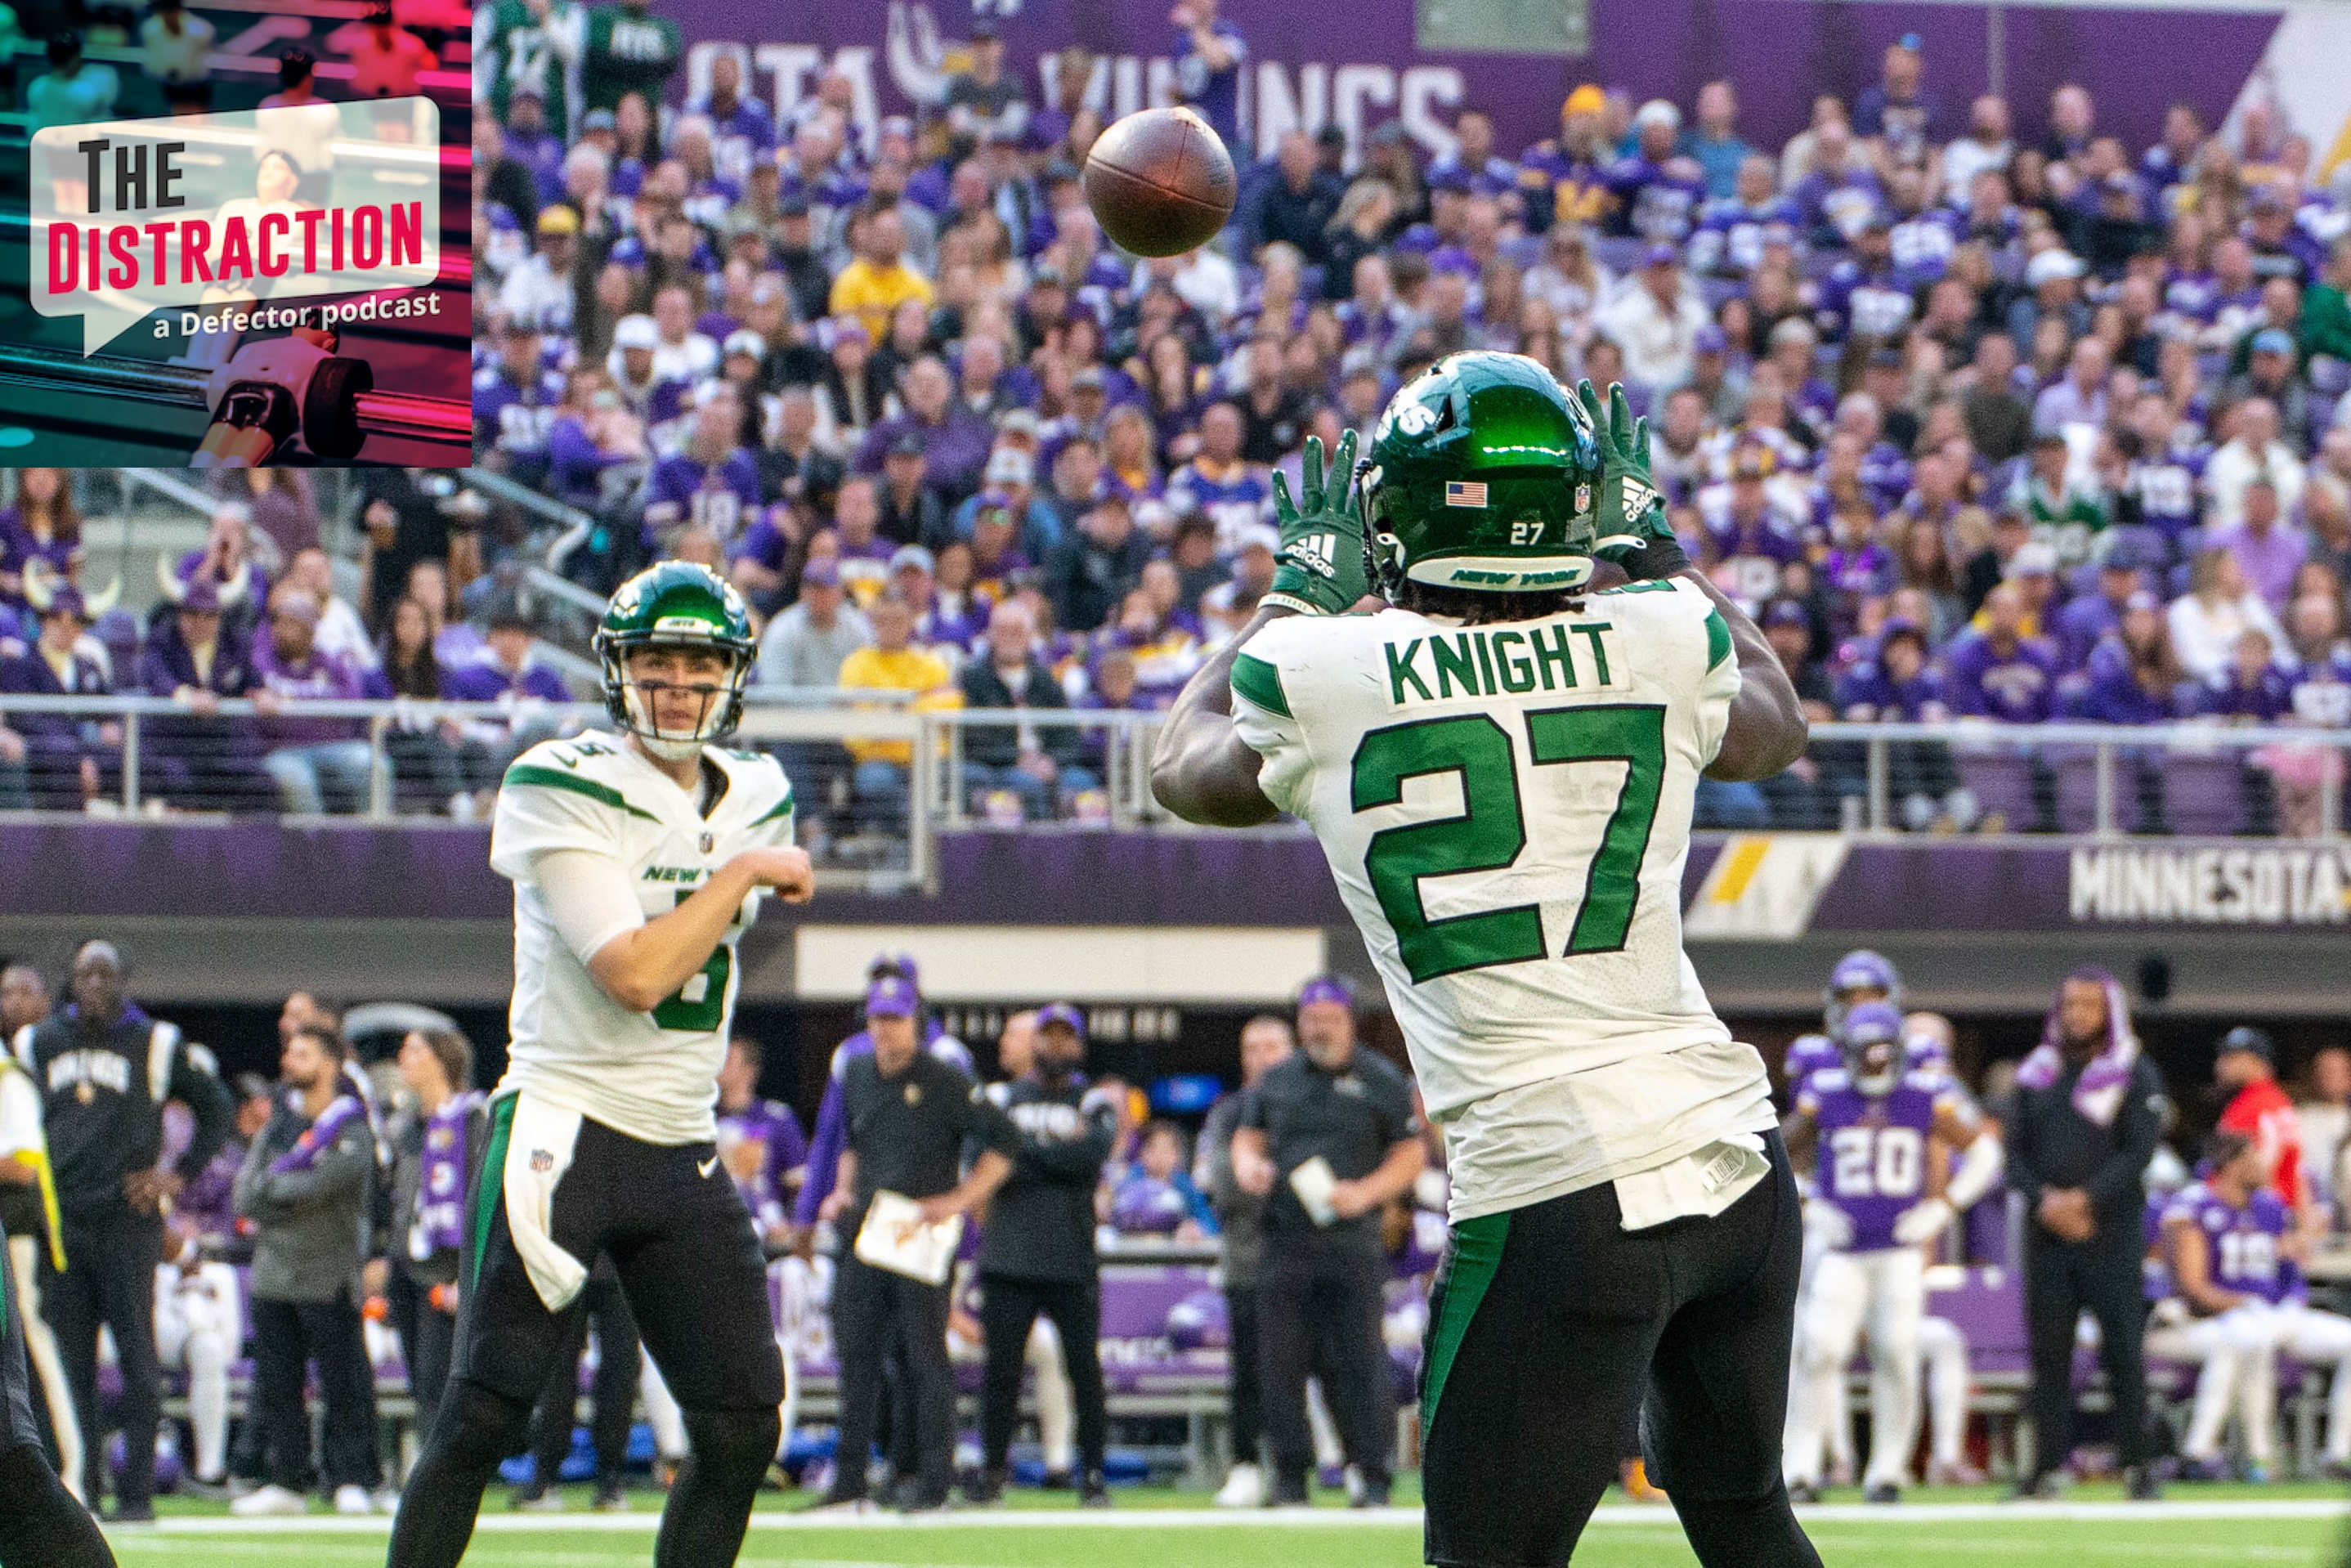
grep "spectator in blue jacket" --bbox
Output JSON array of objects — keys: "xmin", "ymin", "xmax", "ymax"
[{"xmin": 1110, "ymin": 1121, "xmax": 1218, "ymax": 1240}]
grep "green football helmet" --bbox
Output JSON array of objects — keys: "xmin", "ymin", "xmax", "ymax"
[
  {"xmin": 594, "ymin": 562, "xmax": 756, "ymax": 759},
  {"xmin": 1361, "ymin": 351, "xmax": 1610, "ymax": 596}
]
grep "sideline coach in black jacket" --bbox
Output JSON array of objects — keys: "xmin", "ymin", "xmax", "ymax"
[
  {"xmin": 972, "ymin": 1002, "xmax": 1118, "ymax": 1505},
  {"xmin": 2007, "ymin": 965, "xmax": 2167, "ymax": 1502},
  {"xmin": 14, "ymin": 941, "xmax": 230, "ymax": 1521}
]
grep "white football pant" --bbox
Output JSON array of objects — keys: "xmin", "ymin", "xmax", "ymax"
[
  {"xmin": 2240, "ymin": 1300, "xmax": 2351, "ymax": 1467},
  {"xmin": 1916, "ymin": 1315, "xmax": 1970, "ymax": 1472},
  {"xmin": 151, "ymin": 1260, "xmax": 236, "ymax": 1485},
  {"xmin": 1785, "ymin": 1247, "xmax": 1923, "ymax": 1490},
  {"xmin": 2143, "ymin": 1304, "xmax": 2267, "ymax": 1463},
  {"xmin": 1787, "ymin": 1194, "xmax": 1856, "ymax": 1484}
]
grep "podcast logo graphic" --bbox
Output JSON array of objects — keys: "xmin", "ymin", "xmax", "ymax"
[{"xmin": 33, "ymin": 98, "xmax": 442, "ymax": 358}]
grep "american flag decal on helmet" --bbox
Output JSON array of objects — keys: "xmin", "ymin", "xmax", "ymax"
[{"xmin": 1444, "ymin": 481, "xmax": 1489, "ymax": 508}]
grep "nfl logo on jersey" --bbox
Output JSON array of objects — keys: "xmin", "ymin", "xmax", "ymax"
[{"xmin": 530, "ymin": 1149, "xmax": 553, "ymax": 1173}]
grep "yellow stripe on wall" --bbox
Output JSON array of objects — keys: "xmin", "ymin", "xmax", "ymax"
[{"xmin": 1708, "ymin": 836, "xmax": 1774, "ymax": 905}]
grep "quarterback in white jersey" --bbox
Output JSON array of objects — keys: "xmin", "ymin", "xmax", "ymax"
[
  {"xmin": 491, "ymin": 730, "xmax": 794, "ymax": 1144},
  {"xmin": 387, "ymin": 562, "xmax": 813, "ymax": 1568},
  {"xmin": 1153, "ymin": 357, "xmax": 1819, "ymax": 1568}
]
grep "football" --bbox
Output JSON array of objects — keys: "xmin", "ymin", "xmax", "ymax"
[{"xmin": 1081, "ymin": 105, "xmax": 1238, "ymax": 258}]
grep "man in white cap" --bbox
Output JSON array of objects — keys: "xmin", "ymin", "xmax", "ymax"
[
  {"xmin": 606, "ymin": 314, "xmax": 665, "ymax": 415},
  {"xmin": 2008, "ymin": 248, "xmax": 2087, "ymax": 352}
]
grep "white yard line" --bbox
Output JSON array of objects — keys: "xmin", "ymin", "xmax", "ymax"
[{"xmin": 107, "ymin": 1497, "xmax": 2350, "ymax": 1536}]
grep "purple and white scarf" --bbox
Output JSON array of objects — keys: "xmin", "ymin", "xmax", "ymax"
[
  {"xmin": 2014, "ymin": 965, "xmax": 2139, "ymax": 1127},
  {"xmin": 268, "ymin": 1093, "xmax": 366, "ymax": 1175},
  {"xmin": 411, "ymin": 1090, "xmax": 483, "ymax": 1260}
]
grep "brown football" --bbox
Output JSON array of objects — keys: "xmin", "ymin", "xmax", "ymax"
[{"xmin": 1082, "ymin": 105, "xmax": 1238, "ymax": 258}]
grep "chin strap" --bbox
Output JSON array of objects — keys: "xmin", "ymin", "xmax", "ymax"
[{"xmin": 1945, "ymin": 1129, "xmax": 2007, "ymax": 1211}]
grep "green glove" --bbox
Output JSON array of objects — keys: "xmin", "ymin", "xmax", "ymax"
[
  {"xmin": 1574, "ymin": 379, "xmax": 1687, "ymax": 580},
  {"xmin": 1264, "ymin": 430, "xmax": 1368, "ymax": 616}
]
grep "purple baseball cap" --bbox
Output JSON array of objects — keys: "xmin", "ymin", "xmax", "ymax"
[
  {"xmin": 1036, "ymin": 1001, "xmax": 1086, "ymax": 1038},
  {"xmin": 865, "ymin": 974, "xmax": 919, "ymax": 1018},
  {"xmin": 869, "ymin": 950, "xmax": 920, "ymax": 987},
  {"xmin": 801, "ymin": 558, "xmax": 841, "ymax": 589},
  {"xmin": 1879, "ymin": 616, "xmax": 1927, "ymax": 647},
  {"xmin": 1296, "ymin": 974, "xmax": 1357, "ymax": 1010},
  {"xmin": 1642, "ymin": 242, "xmax": 1678, "ymax": 269},
  {"xmin": 1762, "ymin": 598, "xmax": 1808, "ymax": 629},
  {"xmin": 1694, "ymin": 324, "xmax": 1728, "ymax": 355}
]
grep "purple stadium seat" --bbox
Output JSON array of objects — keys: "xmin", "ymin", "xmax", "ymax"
[
  {"xmin": 1955, "ymin": 751, "xmax": 2036, "ymax": 829},
  {"xmin": 2161, "ymin": 754, "xmax": 2248, "ymax": 836}
]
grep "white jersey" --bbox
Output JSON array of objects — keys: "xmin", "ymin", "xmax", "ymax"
[
  {"xmin": 490, "ymin": 730, "xmax": 795, "ymax": 1145},
  {"xmin": 1230, "ymin": 579, "xmax": 1776, "ymax": 1221}
]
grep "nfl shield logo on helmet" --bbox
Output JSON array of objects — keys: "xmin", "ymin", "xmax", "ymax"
[
  {"xmin": 530, "ymin": 1149, "xmax": 553, "ymax": 1173},
  {"xmin": 1444, "ymin": 481, "xmax": 1489, "ymax": 508}
]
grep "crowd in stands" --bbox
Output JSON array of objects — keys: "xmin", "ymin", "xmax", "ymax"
[
  {"xmin": 470, "ymin": 14, "xmax": 2351, "ymax": 831},
  {"xmin": 0, "ymin": 469, "xmax": 578, "ymax": 819}
]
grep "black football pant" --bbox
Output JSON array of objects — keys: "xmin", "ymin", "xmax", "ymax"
[
  {"xmin": 42, "ymin": 1212, "xmax": 160, "ymax": 1512},
  {"xmin": 1258, "ymin": 1239, "xmax": 1391, "ymax": 1492},
  {"xmin": 526, "ymin": 1275, "xmax": 641, "ymax": 1491},
  {"xmin": 251, "ymin": 1291, "xmax": 381, "ymax": 1492},
  {"xmin": 830, "ymin": 1253, "xmax": 953, "ymax": 1504},
  {"xmin": 1420, "ymin": 1130, "xmax": 1819, "ymax": 1568},
  {"xmin": 978, "ymin": 1272, "xmax": 1106, "ymax": 1476},
  {"xmin": 386, "ymin": 1269, "xmax": 459, "ymax": 1451},
  {"xmin": 387, "ymin": 1103, "xmax": 781, "ymax": 1568},
  {"xmin": 1225, "ymin": 1284, "xmax": 1262, "ymax": 1465},
  {"xmin": 2024, "ymin": 1222, "xmax": 2149, "ymax": 1479}
]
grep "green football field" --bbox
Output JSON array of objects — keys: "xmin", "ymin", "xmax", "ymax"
[{"xmin": 94, "ymin": 1482, "xmax": 2351, "ymax": 1566}]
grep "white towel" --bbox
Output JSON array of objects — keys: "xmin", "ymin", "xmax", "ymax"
[
  {"xmin": 1613, "ymin": 1132, "xmax": 1770, "ymax": 1232},
  {"xmin": 501, "ymin": 1092, "xmax": 589, "ymax": 1311}
]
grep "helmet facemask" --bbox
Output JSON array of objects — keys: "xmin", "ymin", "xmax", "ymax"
[
  {"xmin": 1838, "ymin": 1002, "xmax": 1908, "ymax": 1097},
  {"xmin": 602, "ymin": 637, "xmax": 750, "ymax": 760}
]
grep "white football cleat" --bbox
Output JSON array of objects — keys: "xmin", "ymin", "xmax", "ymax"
[
  {"xmin": 231, "ymin": 1483, "xmax": 310, "ymax": 1516},
  {"xmin": 1214, "ymin": 1463, "xmax": 1263, "ymax": 1508}
]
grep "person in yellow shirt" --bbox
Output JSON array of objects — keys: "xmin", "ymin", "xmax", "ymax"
[
  {"xmin": 828, "ymin": 204, "xmax": 934, "ymax": 344},
  {"xmin": 839, "ymin": 589, "xmax": 959, "ymax": 827}
]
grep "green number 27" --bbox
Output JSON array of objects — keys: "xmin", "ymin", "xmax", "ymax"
[
  {"xmin": 1350, "ymin": 706, "xmax": 1666, "ymax": 984},
  {"xmin": 650, "ymin": 888, "xmax": 735, "ymax": 1032}
]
